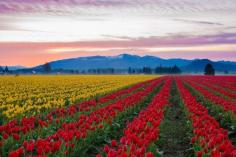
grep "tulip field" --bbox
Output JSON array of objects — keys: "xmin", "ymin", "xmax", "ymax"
[
  {"xmin": 0, "ymin": 75, "xmax": 157, "ymax": 121},
  {"xmin": 0, "ymin": 75, "xmax": 236, "ymax": 157}
]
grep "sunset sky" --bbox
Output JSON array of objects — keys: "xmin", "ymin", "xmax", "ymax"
[{"xmin": 0, "ymin": 0, "xmax": 236, "ymax": 67}]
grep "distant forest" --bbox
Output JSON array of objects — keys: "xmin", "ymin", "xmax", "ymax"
[{"xmin": 0, "ymin": 64, "xmax": 182, "ymax": 74}]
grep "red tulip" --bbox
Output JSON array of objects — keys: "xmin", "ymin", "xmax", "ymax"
[
  {"xmin": 146, "ymin": 152, "xmax": 154, "ymax": 157},
  {"xmin": 111, "ymin": 140, "xmax": 117, "ymax": 147},
  {"xmin": 12, "ymin": 133, "xmax": 20, "ymax": 141},
  {"xmin": 3, "ymin": 133, "xmax": 9, "ymax": 140}
]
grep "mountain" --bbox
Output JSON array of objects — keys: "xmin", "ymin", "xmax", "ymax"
[
  {"xmin": 218, "ymin": 61, "xmax": 236, "ymax": 66},
  {"xmin": 34, "ymin": 54, "xmax": 191, "ymax": 70},
  {"xmin": 15, "ymin": 53, "xmax": 236, "ymax": 73},
  {"xmin": 182, "ymin": 59, "xmax": 236, "ymax": 72}
]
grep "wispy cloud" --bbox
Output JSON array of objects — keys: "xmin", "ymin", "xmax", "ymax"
[
  {"xmin": 0, "ymin": 0, "xmax": 235, "ymax": 14},
  {"xmin": 40, "ymin": 32, "xmax": 236, "ymax": 48},
  {"xmin": 0, "ymin": 0, "xmax": 130, "ymax": 14},
  {"xmin": 1, "ymin": 32, "xmax": 236, "ymax": 49},
  {"xmin": 0, "ymin": 0, "xmax": 236, "ymax": 65},
  {"xmin": 174, "ymin": 19, "xmax": 224, "ymax": 26}
]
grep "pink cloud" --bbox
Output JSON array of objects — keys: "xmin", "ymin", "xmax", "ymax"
[
  {"xmin": 0, "ymin": 33, "xmax": 236, "ymax": 66},
  {"xmin": 1, "ymin": 32, "xmax": 234, "ymax": 48}
]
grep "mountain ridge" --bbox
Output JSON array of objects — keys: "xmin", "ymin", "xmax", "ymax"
[
  {"xmin": 8, "ymin": 54, "xmax": 236, "ymax": 72},
  {"xmin": 34, "ymin": 53, "xmax": 192, "ymax": 70}
]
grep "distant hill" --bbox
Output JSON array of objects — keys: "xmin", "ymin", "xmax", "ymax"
[
  {"xmin": 13, "ymin": 54, "xmax": 236, "ymax": 73},
  {"xmin": 34, "ymin": 54, "xmax": 191, "ymax": 70},
  {"xmin": 182, "ymin": 59, "xmax": 236, "ymax": 72}
]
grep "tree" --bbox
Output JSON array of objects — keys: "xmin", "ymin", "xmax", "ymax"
[
  {"xmin": 204, "ymin": 64, "xmax": 215, "ymax": 75},
  {"xmin": 110, "ymin": 68, "xmax": 115, "ymax": 74},
  {"xmin": 128, "ymin": 67, "xmax": 132, "ymax": 74},
  {"xmin": 0, "ymin": 66, "xmax": 3, "ymax": 72},
  {"xmin": 128, "ymin": 67, "xmax": 136, "ymax": 74},
  {"xmin": 43, "ymin": 63, "xmax": 52, "ymax": 73},
  {"xmin": 4, "ymin": 66, "xmax": 9, "ymax": 73},
  {"xmin": 171, "ymin": 65, "xmax": 181, "ymax": 74},
  {"xmin": 154, "ymin": 65, "xmax": 181, "ymax": 74},
  {"xmin": 142, "ymin": 67, "xmax": 152, "ymax": 74}
]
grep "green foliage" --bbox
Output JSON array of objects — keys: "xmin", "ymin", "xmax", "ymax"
[{"xmin": 156, "ymin": 81, "xmax": 194, "ymax": 157}]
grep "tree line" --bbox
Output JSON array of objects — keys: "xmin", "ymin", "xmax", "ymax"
[
  {"xmin": 38, "ymin": 63, "xmax": 219, "ymax": 75},
  {"xmin": 128, "ymin": 65, "xmax": 181, "ymax": 74},
  {"xmin": 0, "ymin": 63, "xmax": 220, "ymax": 75},
  {"xmin": 0, "ymin": 66, "xmax": 10, "ymax": 74},
  {"xmin": 13, "ymin": 63, "xmax": 180, "ymax": 74}
]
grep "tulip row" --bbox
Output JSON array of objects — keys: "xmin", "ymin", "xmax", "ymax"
[
  {"xmin": 99, "ymin": 78, "xmax": 171, "ymax": 157},
  {"xmin": 5, "ymin": 77, "xmax": 164, "ymax": 157},
  {"xmin": 176, "ymin": 78, "xmax": 236, "ymax": 157},
  {"xmin": 195, "ymin": 76, "xmax": 236, "ymax": 93},
  {"xmin": 180, "ymin": 77, "xmax": 236, "ymax": 146},
  {"xmin": 184, "ymin": 76, "xmax": 236, "ymax": 100},
  {"xmin": 0, "ymin": 78, "xmax": 154, "ymax": 140},
  {"xmin": 184, "ymin": 78, "xmax": 236, "ymax": 126},
  {"xmin": 183, "ymin": 77, "xmax": 236, "ymax": 114}
]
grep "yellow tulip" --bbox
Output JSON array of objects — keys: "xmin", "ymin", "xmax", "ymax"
[{"xmin": 0, "ymin": 75, "xmax": 159, "ymax": 121}]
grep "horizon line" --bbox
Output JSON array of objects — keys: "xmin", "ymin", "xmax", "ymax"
[{"xmin": 1, "ymin": 53, "xmax": 235, "ymax": 68}]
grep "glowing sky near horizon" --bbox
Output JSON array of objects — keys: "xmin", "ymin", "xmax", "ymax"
[{"xmin": 0, "ymin": 0, "xmax": 236, "ymax": 66}]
